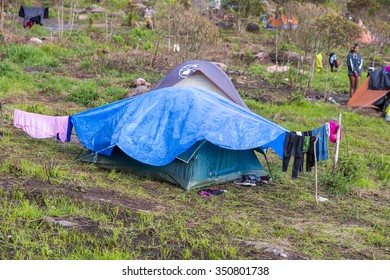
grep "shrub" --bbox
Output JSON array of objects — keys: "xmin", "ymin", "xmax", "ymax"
[
  {"xmin": 0, "ymin": 61, "xmax": 23, "ymax": 77},
  {"xmin": 112, "ymin": 35, "xmax": 125, "ymax": 46},
  {"xmin": 67, "ymin": 81, "xmax": 100, "ymax": 107},
  {"xmin": 102, "ymin": 87, "xmax": 128, "ymax": 102},
  {"xmin": 5, "ymin": 44, "xmax": 59, "ymax": 68},
  {"xmin": 321, "ymin": 153, "xmax": 367, "ymax": 195}
]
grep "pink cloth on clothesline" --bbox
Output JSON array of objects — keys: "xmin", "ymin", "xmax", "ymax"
[
  {"xmin": 13, "ymin": 109, "xmax": 71, "ymax": 142},
  {"xmin": 329, "ymin": 120, "xmax": 342, "ymax": 144}
]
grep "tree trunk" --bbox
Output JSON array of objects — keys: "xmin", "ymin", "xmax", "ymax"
[
  {"xmin": 67, "ymin": 0, "xmax": 77, "ymax": 39},
  {"xmin": 274, "ymin": 28, "xmax": 279, "ymax": 86},
  {"xmin": 0, "ymin": 0, "xmax": 3, "ymax": 32}
]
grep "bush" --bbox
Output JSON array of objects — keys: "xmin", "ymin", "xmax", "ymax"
[
  {"xmin": 5, "ymin": 44, "xmax": 59, "ymax": 68},
  {"xmin": 68, "ymin": 30, "xmax": 93, "ymax": 47},
  {"xmin": 321, "ymin": 153, "xmax": 367, "ymax": 195},
  {"xmin": 112, "ymin": 35, "xmax": 125, "ymax": 46},
  {"xmin": 0, "ymin": 61, "xmax": 23, "ymax": 77},
  {"xmin": 67, "ymin": 81, "xmax": 100, "ymax": 107},
  {"xmin": 102, "ymin": 87, "xmax": 128, "ymax": 102}
]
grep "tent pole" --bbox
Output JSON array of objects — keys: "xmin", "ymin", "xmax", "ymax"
[
  {"xmin": 332, "ymin": 113, "xmax": 342, "ymax": 174},
  {"xmin": 263, "ymin": 151, "xmax": 273, "ymax": 179}
]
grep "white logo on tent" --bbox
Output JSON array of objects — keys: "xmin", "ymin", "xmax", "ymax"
[{"xmin": 179, "ymin": 64, "xmax": 199, "ymax": 78}]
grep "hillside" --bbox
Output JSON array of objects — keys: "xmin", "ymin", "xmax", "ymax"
[{"xmin": 0, "ymin": 0, "xmax": 389, "ymax": 261}]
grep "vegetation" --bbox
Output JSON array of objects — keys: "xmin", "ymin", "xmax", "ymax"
[{"xmin": 0, "ymin": 0, "xmax": 389, "ymax": 260}]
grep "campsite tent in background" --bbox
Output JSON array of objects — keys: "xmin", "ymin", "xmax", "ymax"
[
  {"xmin": 265, "ymin": 14, "xmax": 298, "ymax": 30},
  {"xmin": 71, "ymin": 86, "xmax": 288, "ymax": 190},
  {"xmin": 152, "ymin": 60, "xmax": 249, "ymax": 109},
  {"xmin": 347, "ymin": 66, "xmax": 390, "ymax": 111},
  {"xmin": 18, "ymin": 6, "xmax": 49, "ymax": 28}
]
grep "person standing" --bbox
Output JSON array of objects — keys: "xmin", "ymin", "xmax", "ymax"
[
  {"xmin": 347, "ymin": 43, "xmax": 363, "ymax": 97},
  {"xmin": 329, "ymin": 53, "xmax": 338, "ymax": 72}
]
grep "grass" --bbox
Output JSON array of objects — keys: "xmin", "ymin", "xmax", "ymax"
[{"xmin": 0, "ymin": 5, "xmax": 389, "ymax": 261}]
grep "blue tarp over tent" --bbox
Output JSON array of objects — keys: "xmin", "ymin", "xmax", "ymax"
[
  {"xmin": 369, "ymin": 66, "xmax": 390, "ymax": 90},
  {"xmin": 71, "ymin": 86, "xmax": 287, "ymax": 167}
]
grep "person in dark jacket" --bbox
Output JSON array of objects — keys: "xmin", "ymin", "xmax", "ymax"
[
  {"xmin": 346, "ymin": 43, "xmax": 363, "ymax": 97},
  {"xmin": 329, "ymin": 53, "xmax": 338, "ymax": 72}
]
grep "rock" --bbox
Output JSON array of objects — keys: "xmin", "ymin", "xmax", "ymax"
[
  {"xmin": 132, "ymin": 78, "xmax": 147, "ymax": 87},
  {"xmin": 78, "ymin": 14, "xmax": 88, "ymax": 20},
  {"xmin": 124, "ymin": 86, "xmax": 149, "ymax": 98},
  {"xmin": 135, "ymin": 3, "xmax": 148, "ymax": 15},
  {"xmin": 254, "ymin": 51, "xmax": 270, "ymax": 62},
  {"xmin": 216, "ymin": 21, "xmax": 234, "ymax": 29},
  {"xmin": 236, "ymin": 239, "xmax": 289, "ymax": 259},
  {"xmin": 281, "ymin": 51, "xmax": 304, "ymax": 63},
  {"xmin": 239, "ymin": 52, "xmax": 248, "ymax": 61},
  {"xmin": 74, "ymin": 8, "xmax": 87, "ymax": 14},
  {"xmin": 246, "ymin": 23, "xmax": 259, "ymax": 33},
  {"xmin": 212, "ymin": 62, "xmax": 228, "ymax": 72},
  {"xmin": 266, "ymin": 65, "xmax": 289, "ymax": 73},
  {"xmin": 112, "ymin": 11, "xmax": 126, "ymax": 18},
  {"xmin": 90, "ymin": 6, "xmax": 106, "ymax": 13},
  {"xmin": 222, "ymin": 13, "xmax": 235, "ymax": 22},
  {"xmin": 44, "ymin": 216, "xmax": 79, "ymax": 228},
  {"xmin": 29, "ymin": 37, "xmax": 43, "ymax": 44},
  {"xmin": 144, "ymin": 8, "xmax": 156, "ymax": 18}
]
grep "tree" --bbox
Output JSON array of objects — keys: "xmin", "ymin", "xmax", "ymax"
[
  {"xmin": 315, "ymin": 13, "xmax": 361, "ymax": 55},
  {"xmin": 102, "ymin": 0, "xmax": 129, "ymax": 42},
  {"xmin": 222, "ymin": 0, "xmax": 265, "ymax": 18},
  {"xmin": 222, "ymin": 0, "xmax": 265, "ymax": 30},
  {"xmin": 346, "ymin": 0, "xmax": 390, "ymax": 20},
  {"xmin": 290, "ymin": 1, "xmax": 331, "ymax": 62},
  {"xmin": 315, "ymin": 12, "xmax": 361, "ymax": 98},
  {"xmin": 365, "ymin": 18, "xmax": 390, "ymax": 67},
  {"xmin": 157, "ymin": 3, "xmax": 221, "ymax": 62}
]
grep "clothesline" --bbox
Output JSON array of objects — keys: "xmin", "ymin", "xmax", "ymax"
[{"xmin": 0, "ymin": 105, "xmax": 73, "ymax": 143}]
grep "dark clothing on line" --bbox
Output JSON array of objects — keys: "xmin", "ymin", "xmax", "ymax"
[
  {"xmin": 18, "ymin": 6, "xmax": 49, "ymax": 28},
  {"xmin": 306, "ymin": 136, "xmax": 316, "ymax": 172},
  {"xmin": 283, "ymin": 132, "xmax": 304, "ymax": 179}
]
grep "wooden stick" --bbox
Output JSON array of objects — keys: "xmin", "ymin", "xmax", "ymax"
[
  {"xmin": 332, "ymin": 113, "xmax": 342, "ymax": 174},
  {"xmin": 0, "ymin": 0, "xmax": 4, "ymax": 32},
  {"xmin": 314, "ymin": 134, "xmax": 319, "ymax": 204},
  {"xmin": 0, "ymin": 102, "xmax": 3, "ymax": 137}
]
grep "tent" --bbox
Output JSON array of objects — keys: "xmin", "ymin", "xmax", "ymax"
[
  {"xmin": 18, "ymin": 5, "xmax": 49, "ymax": 28},
  {"xmin": 152, "ymin": 60, "xmax": 249, "ymax": 109},
  {"xmin": 71, "ymin": 86, "xmax": 287, "ymax": 190},
  {"xmin": 265, "ymin": 14, "xmax": 298, "ymax": 30},
  {"xmin": 347, "ymin": 66, "xmax": 390, "ymax": 110}
]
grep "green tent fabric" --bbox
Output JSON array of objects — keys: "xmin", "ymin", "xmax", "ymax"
[{"xmin": 80, "ymin": 141, "xmax": 266, "ymax": 190}]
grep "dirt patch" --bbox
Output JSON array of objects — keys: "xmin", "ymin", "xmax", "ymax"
[{"xmin": 0, "ymin": 177, "xmax": 166, "ymax": 214}]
